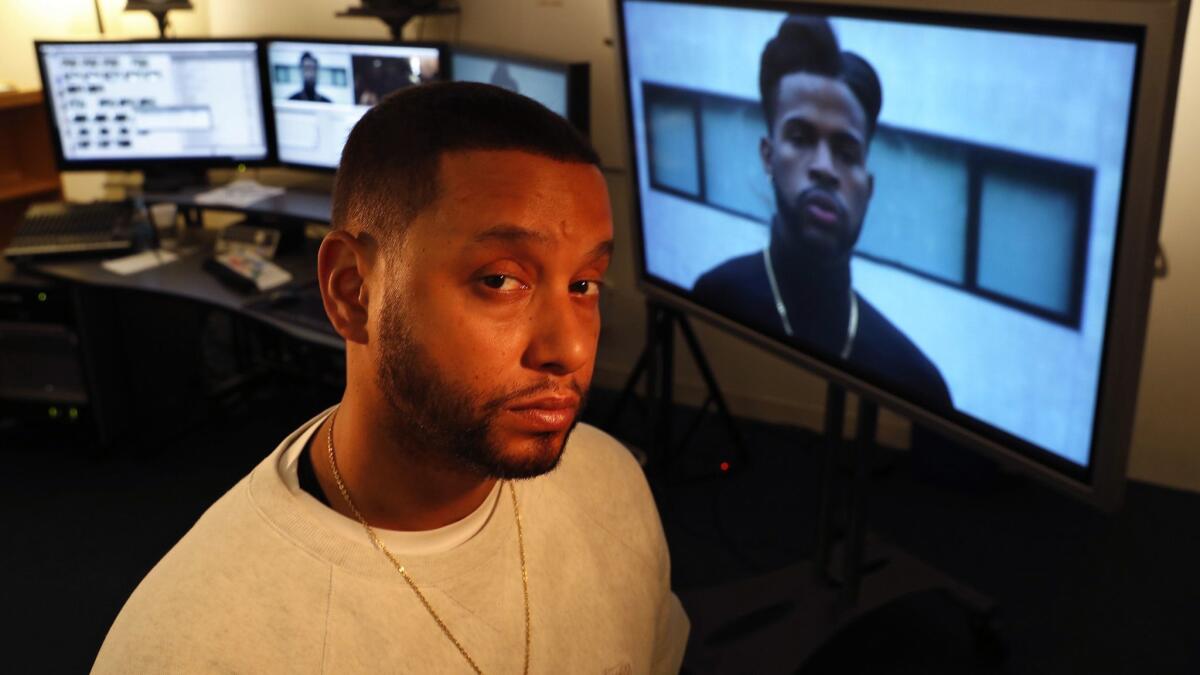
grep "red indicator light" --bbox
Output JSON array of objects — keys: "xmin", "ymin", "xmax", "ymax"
[{"xmin": 719, "ymin": 461, "xmax": 730, "ymax": 472}]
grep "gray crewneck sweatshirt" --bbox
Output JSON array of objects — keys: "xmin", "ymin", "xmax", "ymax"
[{"xmin": 92, "ymin": 410, "xmax": 689, "ymax": 674}]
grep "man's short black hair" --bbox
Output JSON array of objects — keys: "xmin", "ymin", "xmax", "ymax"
[
  {"xmin": 331, "ymin": 81, "xmax": 600, "ymax": 241},
  {"xmin": 759, "ymin": 15, "xmax": 882, "ymax": 138},
  {"xmin": 300, "ymin": 51, "xmax": 318, "ymax": 65}
]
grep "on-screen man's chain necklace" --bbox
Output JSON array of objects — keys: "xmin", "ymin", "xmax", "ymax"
[
  {"xmin": 325, "ymin": 407, "xmax": 531, "ymax": 675},
  {"xmin": 763, "ymin": 247, "xmax": 858, "ymax": 359}
]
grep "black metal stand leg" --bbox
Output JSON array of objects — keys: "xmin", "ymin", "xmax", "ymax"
[
  {"xmin": 843, "ymin": 398, "xmax": 878, "ymax": 605},
  {"xmin": 676, "ymin": 315, "xmax": 748, "ymax": 468},
  {"xmin": 814, "ymin": 383, "xmax": 846, "ymax": 584},
  {"xmin": 605, "ymin": 346, "xmax": 649, "ymax": 429},
  {"xmin": 643, "ymin": 304, "xmax": 664, "ymax": 469},
  {"xmin": 606, "ymin": 300, "xmax": 749, "ymax": 475},
  {"xmin": 656, "ymin": 307, "xmax": 676, "ymax": 466}
]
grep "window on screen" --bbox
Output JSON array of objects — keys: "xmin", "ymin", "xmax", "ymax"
[
  {"xmin": 701, "ymin": 98, "xmax": 772, "ymax": 222},
  {"xmin": 857, "ymin": 128, "xmax": 969, "ymax": 284},
  {"xmin": 647, "ymin": 92, "xmax": 701, "ymax": 195},
  {"xmin": 978, "ymin": 166, "xmax": 1085, "ymax": 317}
]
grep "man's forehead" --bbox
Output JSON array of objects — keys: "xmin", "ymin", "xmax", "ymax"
[
  {"xmin": 427, "ymin": 149, "xmax": 612, "ymax": 245},
  {"xmin": 774, "ymin": 71, "xmax": 868, "ymax": 137}
]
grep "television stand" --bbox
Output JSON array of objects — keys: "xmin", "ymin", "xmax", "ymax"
[
  {"xmin": 680, "ymin": 384, "xmax": 1004, "ymax": 671},
  {"xmin": 606, "ymin": 300, "xmax": 749, "ymax": 477}
]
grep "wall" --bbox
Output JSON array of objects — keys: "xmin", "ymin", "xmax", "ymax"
[
  {"xmin": 3, "ymin": 0, "xmax": 1195, "ymax": 491},
  {"xmin": 1127, "ymin": 4, "xmax": 1200, "ymax": 493}
]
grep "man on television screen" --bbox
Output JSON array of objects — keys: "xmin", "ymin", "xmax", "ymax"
[
  {"xmin": 290, "ymin": 51, "xmax": 332, "ymax": 102},
  {"xmin": 692, "ymin": 15, "xmax": 952, "ymax": 408}
]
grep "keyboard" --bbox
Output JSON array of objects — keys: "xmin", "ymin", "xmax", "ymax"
[{"xmin": 5, "ymin": 201, "xmax": 136, "ymax": 258}]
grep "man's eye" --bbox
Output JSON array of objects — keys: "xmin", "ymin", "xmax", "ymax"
[
  {"xmin": 785, "ymin": 124, "xmax": 815, "ymax": 145},
  {"xmin": 837, "ymin": 143, "xmax": 864, "ymax": 165},
  {"xmin": 570, "ymin": 280, "xmax": 602, "ymax": 296},
  {"xmin": 481, "ymin": 274, "xmax": 524, "ymax": 291},
  {"xmin": 787, "ymin": 131, "xmax": 813, "ymax": 146}
]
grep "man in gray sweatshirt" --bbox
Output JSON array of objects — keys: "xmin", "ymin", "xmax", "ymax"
[{"xmin": 94, "ymin": 82, "xmax": 689, "ymax": 674}]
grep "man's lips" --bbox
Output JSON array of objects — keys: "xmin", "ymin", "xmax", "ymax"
[
  {"xmin": 802, "ymin": 192, "xmax": 842, "ymax": 228},
  {"xmin": 505, "ymin": 395, "xmax": 580, "ymax": 433}
]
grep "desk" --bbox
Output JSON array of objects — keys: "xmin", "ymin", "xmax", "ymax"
[
  {"xmin": 2, "ymin": 188, "xmax": 345, "ymax": 449},
  {"xmin": 29, "ymin": 232, "xmax": 342, "ymax": 351}
]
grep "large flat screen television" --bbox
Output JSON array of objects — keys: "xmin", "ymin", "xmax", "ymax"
[
  {"xmin": 615, "ymin": 0, "xmax": 1190, "ymax": 508},
  {"xmin": 266, "ymin": 38, "xmax": 446, "ymax": 171},
  {"xmin": 35, "ymin": 40, "xmax": 273, "ymax": 181}
]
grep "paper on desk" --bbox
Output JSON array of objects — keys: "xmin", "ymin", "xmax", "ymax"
[
  {"xmin": 101, "ymin": 250, "xmax": 180, "ymax": 276},
  {"xmin": 194, "ymin": 180, "xmax": 286, "ymax": 208}
]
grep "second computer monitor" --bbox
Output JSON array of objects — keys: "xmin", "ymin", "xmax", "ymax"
[{"xmin": 267, "ymin": 39, "xmax": 445, "ymax": 171}]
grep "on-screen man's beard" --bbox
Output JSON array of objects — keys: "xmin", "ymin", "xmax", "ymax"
[
  {"xmin": 774, "ymin": 183, "xmax": 858, "ymax": 267},
  {"xmin": 376, "ymin": 294, "xmax": 586, "ymax": 480}
]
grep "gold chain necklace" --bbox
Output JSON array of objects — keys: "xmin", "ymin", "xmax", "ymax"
[
  {"xmin": 763, "ymin": 247, "xmax": 858, "ymax": 359},
  {"xmin": 325, "ymin": 408, "xmax": 531, "ymax": 675}
]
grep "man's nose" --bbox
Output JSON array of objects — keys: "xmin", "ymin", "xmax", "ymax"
[
  {"xmin": 808, "ymin": 140, "xmax": 839, "ymax": 189},
  {"xmin": 522, "ymin": 289, "xmax": 593, "ymax": 377}
]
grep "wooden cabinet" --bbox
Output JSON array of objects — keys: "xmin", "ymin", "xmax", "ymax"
[{"xmin": 0, "ymin": 91, "xmax": 62, "ymax": 251}]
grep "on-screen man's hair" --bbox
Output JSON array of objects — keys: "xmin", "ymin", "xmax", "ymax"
[
  {"xmin": 759, "ymin": 15, "xmax": 883, "ymax": 138},
  {"xmin": 331, "ymin": 81, "xmax": 600, "ymax": 242}
]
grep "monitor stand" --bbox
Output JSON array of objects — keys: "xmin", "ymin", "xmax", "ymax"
[
  {"xmin": 223, "ymin": 213, "xmax": 307, "ymax": 256},
  {"xmin": 142, "ymin": 167, "xmax": 208, "ymax": 194}
]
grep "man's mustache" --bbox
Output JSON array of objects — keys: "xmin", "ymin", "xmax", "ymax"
[{"xmin": 482, "ymin": 379, "xmax": 587, "ymax": 414}]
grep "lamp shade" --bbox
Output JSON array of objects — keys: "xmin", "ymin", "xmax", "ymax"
[{"xmin": 124, "ymin": 1, "xmax": 194, "ymax": 9}]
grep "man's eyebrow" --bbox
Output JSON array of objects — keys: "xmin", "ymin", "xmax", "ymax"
[
  {"xmin": 782, "ymin": 116, "xmax": 866, "ymax": 145},
  {"xmin": 472, "ymin": 223, "xmax": 552, "ymax": 245},
  {"xmin": 471, "ymin": 225, "xmax": 613, "ymax": 260},
  {"xmin": 588, "ymin": 239, "xmax": 615, "ymax": 261}
]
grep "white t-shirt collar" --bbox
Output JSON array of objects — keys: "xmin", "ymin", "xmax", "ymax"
[{"xmin": 278, "ymin": 409, "xmax": 503, "ymax": 557}]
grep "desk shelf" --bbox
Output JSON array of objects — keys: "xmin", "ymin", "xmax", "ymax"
[
  {"xmin": 0, "ymin": 178, "xmax": 62, "ymax": 202},
  {"xmin": 0, "ymin": 90, "xmax": 62, "ymax": 251}
]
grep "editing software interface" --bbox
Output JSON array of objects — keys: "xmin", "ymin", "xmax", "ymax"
[
  {"xmin": 268, "ymin": 40, "xmax": 442, "ymax": 169},
  {"xmin": 452, "ymin": 50, "xmax": 569, "ymax": 118},
  {"xmin": 39, "ymin": 41, "xmax": 269, "ymax": 163}
]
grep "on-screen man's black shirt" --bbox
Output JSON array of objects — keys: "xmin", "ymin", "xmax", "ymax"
[{"xmin": 692, "ymin": 251, "xmax": 953, "ymax": 410}]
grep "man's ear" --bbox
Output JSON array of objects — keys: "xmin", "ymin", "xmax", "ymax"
[
  {"xmin": 760, "ymin": 135, "xmax": 773, "ymax": 176},
  {"xmin": 317, "ymin": 230, "xmax": 372, "ymax": 344}
]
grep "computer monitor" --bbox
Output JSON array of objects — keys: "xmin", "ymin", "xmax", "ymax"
[
  {"xmin": 266, "ymin": 39, "xmax": 446, "ymax": 171},
  {"xmin": 615, "ymin": 0, "xmax": 1191, "ymax": 509},
  {"xmin": 35, "ymin": 39, "xmax": 273, "ymax": 189},
  {"xmin": 450, "ymin": 44, "xmax": 590, "ymax": 135}
]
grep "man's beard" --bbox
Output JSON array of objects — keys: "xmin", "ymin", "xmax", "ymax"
[
  {"xmin": 775, "ymin": 184, "xmax": 858, "ymax": 266},
  {"xmin": 376, "ymin": 295, "xmax": 583, "ymax": 480}
]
